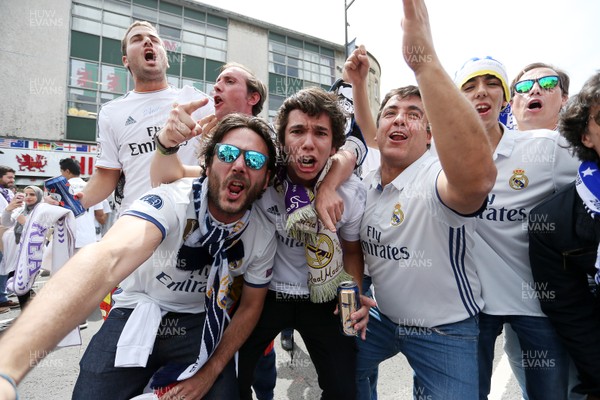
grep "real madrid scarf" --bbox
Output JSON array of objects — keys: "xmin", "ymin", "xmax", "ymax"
[
  {"xmin": 575, "ymin": 161, "xmax": 600, "ymax": 285},
  {"xmin": 150, "ymin": 177, "xmax": 250, "ymax": 388},
  {"xmin": 282, "ymin": 160, "xmax": 353, "ymax": 303}
]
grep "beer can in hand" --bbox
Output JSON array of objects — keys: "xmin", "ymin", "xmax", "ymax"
[
  {"xmin": 338, "ymin": 280, "xmax": 360, "ymax": 336},
  {"xmin": 44, "ymin": 176, "xmax": 86, "ymax": 217}
]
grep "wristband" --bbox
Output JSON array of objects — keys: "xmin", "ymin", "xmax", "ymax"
[
  {"xmin": 154, "ymin": 133, "xmax": 180, "ymax": 155},
  {"xmin": 0, "ymin": 373, "xmax": 19, "ymax": 400}
]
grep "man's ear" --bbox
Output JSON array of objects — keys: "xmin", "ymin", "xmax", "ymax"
[{"xmin": 248, "ymin": 91, "xmax": 261, "ymax": 108}]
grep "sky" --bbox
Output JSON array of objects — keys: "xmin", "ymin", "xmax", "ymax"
[{"xmin": 197, "ymin": 0, "xmax": 600, "ymax": 97}]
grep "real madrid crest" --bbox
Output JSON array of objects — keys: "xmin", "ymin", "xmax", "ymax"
[
  {"xmin": 391, "ymin": 202, "xmax": 405, "ymax": 226},
  {"xmin": 305, "ymin": 233, "xmax": 335, "ymax": 269},
  {"xmin": 509, "ymin": 169, "xmax": 529, "ymax": 190}
]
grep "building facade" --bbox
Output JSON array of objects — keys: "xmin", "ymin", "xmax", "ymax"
[{"xmin": 0, "ymin": 0, "xmax": 381, "ymax": 184}]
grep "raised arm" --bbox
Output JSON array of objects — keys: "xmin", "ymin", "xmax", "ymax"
[
  {"xmin": 150, "ymin": 99, "xmax": 216, "ymax": 186},
  {"xmin": 80, "ymin": 167, "xmax": 122, "ymax": 209},
  {"xmin": 0, "ymin": 215, "xmax": 162, "ymax": 395},
  {"xmin": 402, "ymin": 0, "xmax": 495, "ymax": 214}
]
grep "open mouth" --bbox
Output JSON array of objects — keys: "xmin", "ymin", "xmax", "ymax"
[
  {"xmin": 227, "ymin": 180, "xmax": 245, "ymax": 198},
  {"xmin": 475, "ymin": 104, "xmax": 491, "ymax": 114},
  {"xmin": 389, "ymin": 131, "xmax": 408, "ymax": 141},
  {"xmin": 214, "ymin": 96, "xmax": 223, "ymax": 106},
  {"xmin": 528, "ymin": 100, "xmax": 542, "ymax": 110},
  {"xmin": 144, "ymin": 49, "xmax": 156, "ymax": 62},
  {"xmin": 299, "ymin": 156, "xmax": 316, "ymax": 167}
]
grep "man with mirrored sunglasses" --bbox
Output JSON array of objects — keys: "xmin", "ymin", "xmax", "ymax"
[
  {"xmin": 0, "ymin": 114, "xmax": 278, "ymax": 400},
  {"xmin": 506, "ymin": 62, "xmax": 576, "ymax": 400},
  {"xmin": 454, "ymin": 56, "xmax": 579, "ymax": 400},
  {"xmin": 511, "ymin": 62, "xmax": 570, "ymax": 132}
]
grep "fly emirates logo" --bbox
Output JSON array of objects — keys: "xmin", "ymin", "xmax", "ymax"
[{"xmin": 361, "ymin": 226, "xmax": 432, "ymax": 267}]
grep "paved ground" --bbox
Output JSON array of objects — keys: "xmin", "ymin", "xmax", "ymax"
[{"xmin": 0, "ymin": 277, "xmax": 522, "ymax": 399}]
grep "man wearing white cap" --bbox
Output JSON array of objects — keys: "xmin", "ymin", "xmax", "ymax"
[{"xmin": 454, "ymin": 56, "xmax": 579, "ymax": 400}]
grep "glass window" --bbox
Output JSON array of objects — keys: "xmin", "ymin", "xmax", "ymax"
[
  {"xmin": 159, "ymin": 24, "xmax": 181, "ymax": 40},
  {"xmin": 181, "ymin": 42, "xmax": 205, "ymax": 58},
  {"xmin": 68, "ymin": 87, "xmax": 97, "ymax": 104},
  {"xmin": 75, "ymin": 0, "xmax": 102, "ymax": 8},
  {"xmin": 132, "ymin": 5, "xmax": 157, "ymax": 22},
  {"xmin": 159, "ymin": 12, "xmax": 182, "ymax": 28},
  {"xmin": 183, "ymin": 19, "xmax": 205, "ymax": 34},
  {"xmin": 269, "ymin": 41, "xmax": 286, "ymax": 54},
  {"xmin": 100, "ymin": 92, "xmax": 122, "ymax": 104},
  {"xmin": 70, "ymin": 59, "xmax": 99, "ymax": 90},
  {"xmin": 182, "ymin": 30, "xmax": 204, "ymax": 45},
  {"xmin": 73, "ymin": 4, "xmax": 102, "ymax": 20},
  {"xmin": 101, "ymin": 64, "xmax": 128, "ymax": 93},
  {"xmin": 72, "ymin": 16, "xmax": 101, "ymax": 35},
  {"xmin": 206, "ymin": 24, "xmax": 226, "ymax": 40},
  {"xmin": 103, "ymin": 10, "xmax": 130, "ymax": 27},
  {"xmin": 103, "ymin": 0, "xmax": 130, "ymax": 15},
  {"xmin": 206, "ymin": 36, "xmax": 226, "ymax": 51},
  {"xmin": 205, "ymin": 48, "xmax": 225, "ymax": 62},
  {"xmin": 102, "ymin": 24, "xmax": 126, "ymax": 40}
]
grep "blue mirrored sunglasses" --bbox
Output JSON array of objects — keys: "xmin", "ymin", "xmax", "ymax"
[
  {"xmin": 215, "ymin": 143, "xmax": 267, "ymax": 170},
  {"xmin": 514, "ymin": 75, "xmax": 560, "ymax": 94}
]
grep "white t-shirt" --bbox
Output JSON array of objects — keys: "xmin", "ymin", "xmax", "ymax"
[
  {"xmin": 68, "ymin": 177, "xmax": 102, "ymax": 248},
  {"xmin": 115, "ymin": 178, "xmax": 276, "ymax": 314},
  {"xmin": 361, "ymin": 152, "xmax": 483, "ymax": 327},
  {"xmin": 96, "ymin": 85, "xmax": 214, "ymax": 213},
  {"xmin": 258, "ymin": 174, "xmax": 365, "ymax": 295},
  {"xmin": 473, "ymin": 127, "xmax": 578, "ymax": 316}
]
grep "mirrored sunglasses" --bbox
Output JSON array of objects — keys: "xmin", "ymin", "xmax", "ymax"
[
  {"xmin": 514, "ymin": 75, "xmax": 560, "ymax": 94},
  {"xmin": 215, "ymin": 143, "xmax": 267, "ymax": 170}
]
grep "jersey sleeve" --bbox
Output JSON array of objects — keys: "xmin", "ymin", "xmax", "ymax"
[
  {"xmin": 96, "ymin": 106, "xmax": 122, "ymax": 170},
  {"xmin": 122, "ymin": 180, "xmax": 191, "ymax": 241},
  {"xmin": 338, "ymin": 177, "xmax": 366, "ymax": 242},
  {"xmin": 242, "ymin": 206, "xmax": 276, "ymax": 288}
]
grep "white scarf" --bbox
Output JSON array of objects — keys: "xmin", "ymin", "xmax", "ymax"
[{"xmin": 7, "ymin": 203, "xmax": 75, "ymax": 295}]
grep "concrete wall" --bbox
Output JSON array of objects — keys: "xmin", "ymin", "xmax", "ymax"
[
  {"xmin": 0, "ymin": 0, "xmax": 70, "ymax": 140},
  {"xmin": 226, "ymin": 19, "xmax": 269, "ymax": 118}
]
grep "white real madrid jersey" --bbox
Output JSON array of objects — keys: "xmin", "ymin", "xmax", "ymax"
[
  {"xmin": 258, "ymin": 175, "xmax": 366, "ymax": 296},
  {"xmin": 473, "ymin": 127, "xmax": 578, "ymax": 315},
  {"xmin": 361, "ymin": 152, "xmax": 483, "ymax": 327},
  {"xmin": 96, "ymin": 85, "xmax": 214, "ymax": 213},
  {"xmin": 115, "ymin": 178, "xmax": 276, "ymax": 314}
]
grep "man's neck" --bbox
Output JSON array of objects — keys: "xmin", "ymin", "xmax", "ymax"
[{"xmin": 133, "ymin": 77, "xmax": 169, "ymax": 93}]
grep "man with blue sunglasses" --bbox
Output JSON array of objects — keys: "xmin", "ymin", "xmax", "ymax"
[{"xmin": 0, "ymin": 114, "xmax": 279, "ymax": 400}]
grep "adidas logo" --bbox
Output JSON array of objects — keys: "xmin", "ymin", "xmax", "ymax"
[
  {"xmin": 125, "ymin": 116, "xmax": 137, "ymax": 126},
  {"xmin": 266, "ymin": 205, "xmax": 279, "ymax": 215}
]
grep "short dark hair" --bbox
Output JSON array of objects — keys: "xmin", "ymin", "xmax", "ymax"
[
  {"xmin": 59, "ymin": 158, "xmax": 81, "ymax": 176},
  {"xmin": 376, "ymin": 86, "xmax": 423, "ymax": 127},
  {"xmin": 0, "ymin": 166, "xmax": 15, "ymax": 178},
  {"xmin": 511, "ymin": 62, "xmax": 570, "ymax": 98},
  {"xmin": 559, "ymin": 71, "xmax": 600, "ymax": 163},
  {"xmin": 276, "ymin": 87, "xmax": 346, "ymax": 151},
  {"xmin": 201, "ymin": 113, "xmax": 277, "ymax": 181}
]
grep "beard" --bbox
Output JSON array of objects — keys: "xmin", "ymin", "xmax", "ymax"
[{"xmin": 207, "ymin": 171, "xmax": 266, "ymax": 220}]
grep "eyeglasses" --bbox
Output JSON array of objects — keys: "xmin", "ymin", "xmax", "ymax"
[
  {"xmin": 514, "ymin": 75, "xmax": 560, "ymax": 94},
  {"xmin": 215, "ymin": 143, "xmax": 267, "ymax": 170}
]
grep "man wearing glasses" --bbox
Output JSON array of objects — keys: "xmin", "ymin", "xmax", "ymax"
[
  {"xmin": 0, "ymin": 114, "xmax": 278, "ymax": 400},
  {"xmin": 454, "ymin": 56, "xmax": 579, "ymax": 399},
  {"xmin": 510, "ymin": 63, "xmax": 570, "ymax": 132}
]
